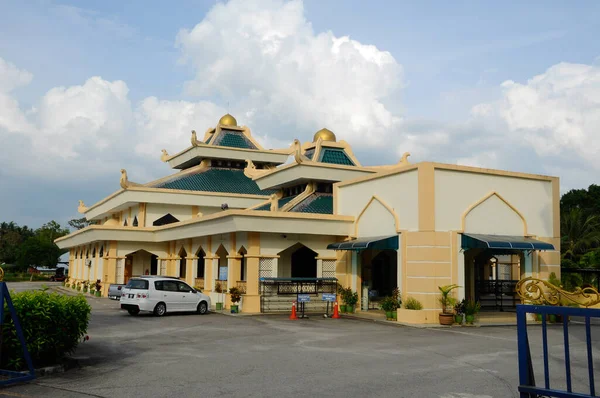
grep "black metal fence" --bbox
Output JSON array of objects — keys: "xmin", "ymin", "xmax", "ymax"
[
  {"xmin": 475, "ymin": 280, "xmax": 519, "ymax": 311},
  {"xmin": 259, "ymin": 277, "xmax": 338, "ymax": 313}
]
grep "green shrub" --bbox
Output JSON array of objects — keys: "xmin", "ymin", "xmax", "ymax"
[
  {"xmin": 404, "ymin": 297, "xmax": 423, "ymax": 310},
  {"xmin": 2, "ymin": 291, "xmax": 91, "ymax": 370}
]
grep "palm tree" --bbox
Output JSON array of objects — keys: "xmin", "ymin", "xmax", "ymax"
[{"xmin": 561, "ymin": 208, "xmax": 600, "ymax": 262}]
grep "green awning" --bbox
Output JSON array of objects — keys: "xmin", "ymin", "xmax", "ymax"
[
  {"xmin": 461, "ymin": 233, "xmax": 555, "ymax": 251},
  {"xmin": 327, "ymin": 235, "xmax": 398, "ymax": 251}
]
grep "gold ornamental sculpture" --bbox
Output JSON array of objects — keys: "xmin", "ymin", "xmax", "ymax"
[{"xmin": 516, "ymin": 277, "xmax": 600, "ymax": 308}]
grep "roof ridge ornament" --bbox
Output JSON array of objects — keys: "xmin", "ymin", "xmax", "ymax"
[
  {"xmin": 191, "ymin": 130, "xmax": 200, "ymax": 147},
  {"xmin": 120, "ymin": 169, "xmax": 141, "ymax": 190},
  {"xmin": 398, "ymin": 152, "xmax": 411, "ymax": 166},
  {"xmin": 160, "ymin": 149, "xmax": 170, "ymax": 162},
  {"xmin": 78, "ymin": 200, "xmax": 88, "ymax": 214},
  {"xmin": 243, "ymin": 159, "xmax": 268, "ymax": 178}
]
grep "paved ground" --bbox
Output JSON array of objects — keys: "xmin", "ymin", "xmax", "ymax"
[{"xmin": 1, "ymin": 283, "xmax": 599, "ymax": 398}]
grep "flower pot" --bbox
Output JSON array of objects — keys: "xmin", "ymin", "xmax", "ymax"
[
  {"xmin": 548, "ymin": 314, "xmax": 557, "ymax": 323},
  {"xmin": 536, "ymin": 313, "xmax": 543, "ymax": 322},
  {"xmin": 454, "ymin": 314, "xmax": 463, "ymax": 324},
  {"xmin": 83, "ymin": 288, "xmax": 88, "ymax": 293},
  {"xmin": 385, "ymin": 311, "xmax": 393, "ymax": 320},
  {"xmin": 439, "ymin": 313, "xmax": 454, "ymax": 325},
  {"xmin": 339, "ymin": 304, "xmax": 347, "ymax": 313},
  {"xmin": 465, "ymin": 315, "xmax": 475, "ymax": 324},
  {"xmin": 346, "ymin": 305, "xmax": 354, "ymax": 314},
  {"xmin": 95, "ymin": 291, "xmax": 101, "ymax": 297},
  {"xmin": 392, "ymin": 311, "xmax": 397, "ymax": 321},
  {"xmin": 216, "ymin": 303, "xmax": 223, "ymax": 310},
  {"xmin": 231, "ymin": 305, "xmax": 239, "ymax": 313}
]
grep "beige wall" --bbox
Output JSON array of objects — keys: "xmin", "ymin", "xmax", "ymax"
[
  {"xmin": 463, "ymin": 194, "xmax": 524, "ymax": 235},
  {"xmin": 337, "ymin": 170, "xmax": 419, "ymax": 232},
  {"xmin": 434, "ymin": 169, "xmax": 553, "ymax": 236}
]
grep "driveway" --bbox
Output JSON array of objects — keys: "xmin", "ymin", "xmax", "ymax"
[{"xmin": 2, "ymin": 293, "xmax": 599, "ymax": 398}]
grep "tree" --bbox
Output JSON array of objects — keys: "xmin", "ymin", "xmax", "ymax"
[
  {"xmin": 561, "ymin": 208, "xmax": 600, "ymax": 262},
  {"xmin": 36, "ymin": 221, "xmax": 69, "ymax": 243},
  {"xmin": 68, "ymin": 217, "xmax": 92, "ymax": 230},
  {"xmin": 16, "ymin": 236, "xmax": 63, "ymax": 269},
  {"xmin": 0, "ymin": 222, "xmax": 34, "ymax": 264}
]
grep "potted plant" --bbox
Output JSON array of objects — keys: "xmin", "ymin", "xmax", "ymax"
[
  {"xmin": 391, "ymin": 287, "xmax": 402, "ymax": 320},
  {"xmin": 337, "ymin": 285, "xmax": 348, "ymax": 313},
  {"xmin": 438, "ymin": 284, "xmax": 459, "ymax": 325},
  {"xmin": 77, "ymin": 281, "xmax": 82, "ymax": 292},
  {"xmin": 95, "ymin": 279, "xmax": 102, "ymax": 297},
  {"xmin": 404, "ymin": 297, "xmax": 423, "ymax": 310},
  {"xmin": 72, "ymin": 281, "xmax": 77, "ymax": 290},
  {"xmin": 454, "ymin": 298, "xmax": 465, "ymax": 325},
  {"xmin": 380, "ymin": 296, "xmax": 396, "ymax": 320},
  {"xmin": 229, "ymin": 287, "xmax": 241, "ymax": 313},
  {"xmin": 214, "ymin": 281, "xmax": 224, "ymax": 310},
  {"xmin": 345, "ymin": 291, "xmax": 359, "ymax": 313},
  {"xmin": 464, "ymin": 300, "xmax": 481, "ymax": 325}
]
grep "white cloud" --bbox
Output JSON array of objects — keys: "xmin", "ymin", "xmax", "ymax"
[
  {"xmin": 0, "ymin": 57, "xmax": 32, "ymax": 93},
  {"xmin": 176, "ymin": 0, "xmax": 403, "ymax": 145}
]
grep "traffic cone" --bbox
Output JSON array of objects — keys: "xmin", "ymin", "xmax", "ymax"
[
  {"xmin": 332, "ymin": 301, "xmax": 340, "ymax": 319},
  {"xmin": 289, "ymin": 301, "xmax": 298, "ymax": 320}
]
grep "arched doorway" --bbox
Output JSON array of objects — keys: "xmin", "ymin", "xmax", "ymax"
[
  {"xmin": 124, "ymin": 250, "xmax": 158, "ymax": 282},
  {"xmin": 179, "ymin": 247, "xmax": 187, "ymax": 279},
  {"xmin": 291, "ymin": 246, "xmax": 317, "ymax": 278},
  {"xmin": 238, "ymin": 247, "xmax": 247, "ymax": 282},
  {"xmin": 150, "ymin": 254, "xmax": 158, "ymax": 275},
  {"xmin": 277, "ymin": 243, "xmax": 318, "ymax": 278}
]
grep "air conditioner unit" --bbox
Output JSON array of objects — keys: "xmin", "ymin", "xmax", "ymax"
[{"xmin": 85, "ymin": 259, "xmax": 92, "ymax": 267}]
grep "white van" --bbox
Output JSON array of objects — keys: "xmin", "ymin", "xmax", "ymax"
[{"xmin": 119, "ymin": 276, "xmax": 211, "ymax": 316}]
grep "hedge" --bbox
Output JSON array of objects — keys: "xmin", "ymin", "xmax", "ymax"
[{"xmin": 1, "ymin": 291, "xmax": 91, "ymax": 370}]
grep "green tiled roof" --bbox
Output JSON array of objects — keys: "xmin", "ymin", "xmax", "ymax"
[
  {"xmin": 215, "ymin": 130, "xmax": 257, "ymax": 150},
  {"xmin": 304, "ymin": 148, "xmax": 315, "ymax": 160},
  {"xmin": 291, "ymin": 194, "xmax": 333, "ymax": 214},
  {"xmin": 155, "ymin": 168, "xmax": 274, "ymax": 195},
  {"xmin": 255, "ymin": 195, "xmax": 298, "ymax": 211},
  {"xmin": 319, "ymin": 148, "xmax": 354, "ymax": 166},
  {"xmin": 205, "ymin": 134, "xmax": 213, "ymax": 144}
]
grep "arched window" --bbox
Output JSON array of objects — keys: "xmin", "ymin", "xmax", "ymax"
[
  {"xmin": 133, "ymin": 216, "xmax": 138, "ymax": 227},
  {"xmin": 92, "ymin": 248, "xmax": 96, "ymax": 258},
  {"xmin": 86, "ymin": 249, "xmax": 89, "ymax": 259},
  {"xmin": 196, "ymin": 248, "xmax": 206, "ymax": 278},
  {"xmin": 99, "ymin": 246, "xmax": 104, "ymax": 257},
  {"xmin": 123, "ymin": 219, "xmax": 128, "ymax": 227},
  {"xmin": 238, "ymin": 247, "xmax": 247, "ymax": 281},
  {"xmin": 179, "ymin": 247, "xmax": 187, "ymax": 278}
]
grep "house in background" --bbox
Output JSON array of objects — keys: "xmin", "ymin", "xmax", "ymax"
[{"xmin": 55, "ymin": 114, "xmax": 560, "ymax": 324}]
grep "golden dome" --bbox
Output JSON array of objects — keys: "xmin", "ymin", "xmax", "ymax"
[
  {"xmin": 313, "ymin": 128, "xmax": 336, "ymax": 142},
  {"xmin": 218, "ymin": 113, "xmax": 237, "ymax": 127}
]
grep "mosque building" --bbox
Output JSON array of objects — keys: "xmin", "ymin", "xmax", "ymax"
[{"xmin": 56, "ymin": 114, "xmax": 560, "ymax": 323}]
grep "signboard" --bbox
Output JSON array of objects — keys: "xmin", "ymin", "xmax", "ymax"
[
  {"xmin": 322, "ymin": 293, "xmax": 336, "ymax": 302},
  {"xmin": 297, "ymin": 294, "xmax": 311, "ymax": 303},
  {"xmin": 218, "ymin": 266, "xmax": 228, "ymax": 281}
]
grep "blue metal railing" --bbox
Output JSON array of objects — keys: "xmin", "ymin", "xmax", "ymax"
[{"xmin": 517, "ymin": 304, "xmax": 599, "ymax": 397}]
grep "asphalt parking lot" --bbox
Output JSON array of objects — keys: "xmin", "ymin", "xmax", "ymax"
[{"xmin": 2, "ymin": 285, "xmax": 599, "ymax": 398}]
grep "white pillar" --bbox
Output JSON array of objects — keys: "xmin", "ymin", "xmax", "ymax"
[
  {"xmin": 457, "ymin": 234, "xmax": 465, "ymax": 301},
  {"xmin": 351, "ymin": 252, "xmax": 358, "ymax": 292},
  {"xmin": 317, "ymin": 259, "xmax": 323, "ymax": 278},
  {"xmin": 116, "ymin": 259, "xmax": 125, "ymax": 284},
  {"xmin": 271, "ymin": 258, "xmax": 278, "ymax": 278}
]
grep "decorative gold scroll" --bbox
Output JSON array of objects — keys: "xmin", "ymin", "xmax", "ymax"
[
  {"xmin": 0, "ymin": 267, "xmax": 4, "ymax": 282},
  {"xmin": 516, "ymin": 277, "xmax": 600, "ymax": 308}
]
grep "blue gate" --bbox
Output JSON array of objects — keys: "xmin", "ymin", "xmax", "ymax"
[{"xmin": 517, "ymin": 304, "xmax": 599, "ymax": 397}]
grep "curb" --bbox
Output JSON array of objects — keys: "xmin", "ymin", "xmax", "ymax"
[{"xmin": 34, "ymin": 357, "xmax": 80, "ymax": 377}]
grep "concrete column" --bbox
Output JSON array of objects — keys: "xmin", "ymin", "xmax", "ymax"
[
  {"xmin": 317, "ymin": 259, "xmax": 323, "ymax": 278},
  {"xmin": 185, "ymin": 257, "xmax": 195, "ymax": 287},
  {"xmin": 243, "ymin": 232, "xmax": 261, "ymax": 313},
  {"xmin": 271, "ymin": 258, "xmax": 278, "ymax": 278},
  {"xmin": 351, "ymin": 252, "xmax": 358, "ymax": 292}
]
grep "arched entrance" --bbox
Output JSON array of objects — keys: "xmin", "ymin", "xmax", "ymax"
[
  {"xmin": 277, "ymin": 243, "xmax": 318, "ymax": 278},
  {"xmin": 216, "ymin": 244, "xmax": 229, "ymax": 291},
  {"xmin": 124, "ymin": 250, "xmax": 159, "ymax": 282}
]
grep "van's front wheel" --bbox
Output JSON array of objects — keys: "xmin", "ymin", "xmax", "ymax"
[{"xmin": 197, "ymin": 301, "xmax": 208, "ymax": 315}]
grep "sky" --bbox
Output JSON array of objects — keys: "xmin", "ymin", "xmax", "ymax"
[{"xmin": 1, "ymin": 0, "xmax": 599, "ymax": 229}]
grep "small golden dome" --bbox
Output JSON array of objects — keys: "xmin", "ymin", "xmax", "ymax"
[
  {"xmin": 219, "ymin": 113, "xmax": 237, "ymax": 127},
  {"xmin": 313, "ymin": 128, "xmax": 336, "ymax": 142}
]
